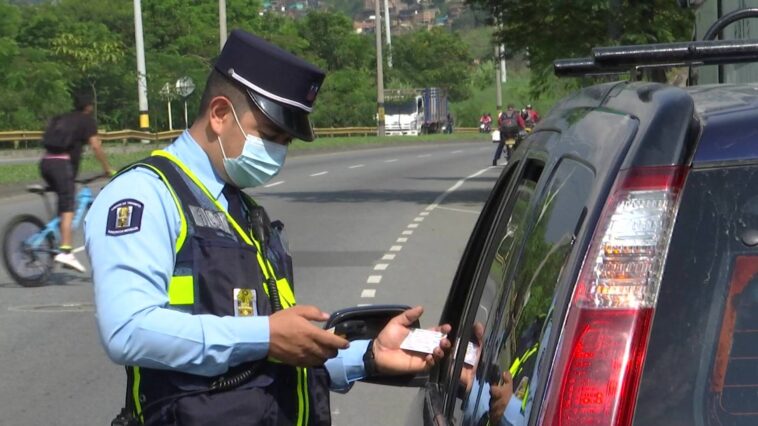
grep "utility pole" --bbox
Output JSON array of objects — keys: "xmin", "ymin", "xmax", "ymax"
[
  {"xmin": 219, "ymin": 0, "xmax": 227, "ymax": 51},
  {"xmin": 495, "ymin": 45, "xmax": 502, "ymax": 112},
  {"xmin": 500, "ymin": 43, "xmax": 507, "ymax": 83},
  {"xmin": 133, "ymin": 0, "xmax": 150, "ymax": 139},
  {"xmin": 384, "ymin": 0, "xmax": 392, "ymax": 68},
  {"xmin": 375, "ymin": 0, "xmax": 385, "ymax": 136}
]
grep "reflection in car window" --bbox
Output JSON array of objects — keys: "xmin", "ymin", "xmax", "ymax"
[
  {"xmin": 467, "ymin": 160, "xmax": 593, "ymax": 426},
  {"xmin": 450, "ymin": 160, "xmax": 543, "ymax": 424}
]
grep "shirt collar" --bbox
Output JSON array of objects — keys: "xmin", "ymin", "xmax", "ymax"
[{"xmin": 164, "ymin": 130, "xmax": 225, "ymax": 200}]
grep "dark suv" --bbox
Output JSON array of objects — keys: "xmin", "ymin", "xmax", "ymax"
[{"xmin": 329, "ymin": 11, "xmax": 758, "ymax": 426}]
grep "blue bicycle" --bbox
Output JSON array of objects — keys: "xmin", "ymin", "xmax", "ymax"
[{"xmin": 2, "ymin": 174, "xmax": 105, "ymax": 287}]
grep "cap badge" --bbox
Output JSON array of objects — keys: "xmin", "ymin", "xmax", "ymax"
[{"xmin": 306, "ymin": 83, "xmax": 320, "ymax": 102}]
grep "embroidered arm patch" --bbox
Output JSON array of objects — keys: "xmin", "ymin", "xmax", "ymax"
[{"xmin": 106, "ymin": 199, "xmax": 144, "ymax": 236}]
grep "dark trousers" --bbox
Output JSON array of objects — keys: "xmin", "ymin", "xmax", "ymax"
[{"xmin": 493, "ymin": 141, "xmax": 506, "ymax": 163}]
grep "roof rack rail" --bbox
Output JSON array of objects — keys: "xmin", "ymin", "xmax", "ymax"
[{"xmin": 554, "ymin": 7, "xmax": 758, "ymax": 77}]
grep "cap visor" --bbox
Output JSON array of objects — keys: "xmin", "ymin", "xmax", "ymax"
[{"xmin": 247, "ymin": 90, "xmax": 315, "ymax": 142}]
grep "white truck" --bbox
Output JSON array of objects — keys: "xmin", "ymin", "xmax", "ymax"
[{"xmin": 384, "ymin": 87, "xmax": 449, "ymax": 136}]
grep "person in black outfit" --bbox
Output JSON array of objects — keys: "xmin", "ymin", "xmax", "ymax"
[
  {"xmin": 493, "ymin": 104, "xmax": 525, "ymax": 166},
  {"xmin": 39, "ymin": 93, "xmax": 114, "ymax": 272}
]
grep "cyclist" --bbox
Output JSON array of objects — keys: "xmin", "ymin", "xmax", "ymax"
[{"xmin": 39, "ymin": 93, "xmax": 114, "ymax": 272}]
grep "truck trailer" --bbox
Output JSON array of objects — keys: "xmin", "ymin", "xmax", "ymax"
[{"xmin": 384, "ymin": 87, "xmax": 448, "ymax": 136}]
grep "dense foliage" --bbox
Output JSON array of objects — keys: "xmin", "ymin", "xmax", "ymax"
[
  {"xmin": 0, "ymin": 0, "xmax": 476, "ymax": 131},
  {"xmin": 466, "ymin": 0, "xmax": 695, "ymax": 96}
]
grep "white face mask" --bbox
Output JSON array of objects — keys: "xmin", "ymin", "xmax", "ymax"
[{"xmin": 217, "ymin": 104, "xmax": 288, "ymax": 188}]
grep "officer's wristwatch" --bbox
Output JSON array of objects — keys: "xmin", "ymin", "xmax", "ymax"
[{"xmin": 363, "ymin": 339, "xmax": 379, "ymax": 378}]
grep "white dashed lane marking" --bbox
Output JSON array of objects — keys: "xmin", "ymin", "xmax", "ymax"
[
  {"xmin": 374, "ymin": 264, "xmax": 389, "ymax": 271},
  {"xmin": 367, "ymin": 275, "xmax": 382, "ymax": 284},
  {"xmin": 382, "ymin": 254, "xmax": 396, "ymax": 260},
  {"xmin": 264, "ymin": 181, "xmax": 285, "ymax": 188},
  {"xmin": 349, "ymin": 164, "xmax": 364, "ymax": 169},
  {"xmin": 389, "ymin": 245, "xmax": 403, "ymax": 252},
  {"xmin": 361, "ymin": 289, "xmax": 376, "ymax": 298},
  {"xmin": 407, "ymin": 223, "xmax": 419, "ymax": 229},
  {"xmin": 310, "ymin": 171, "xmax": 328, "ymax": 177},
  {"xmin": 384, "ymin": 159, "xmax": 398, "ymax": 163},
  {"xmin": 402, "ymin": 230, "xmax": 413, "ymax": 235}
]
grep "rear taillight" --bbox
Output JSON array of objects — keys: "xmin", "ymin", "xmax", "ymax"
[{"xmin": 540, "ymin": 166, "xmax": 688, "ymax": 426}]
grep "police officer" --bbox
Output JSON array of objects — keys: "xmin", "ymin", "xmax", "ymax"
[{"xmin": 85, "ymin": 29, "xmax": 451, "ymax": 426}]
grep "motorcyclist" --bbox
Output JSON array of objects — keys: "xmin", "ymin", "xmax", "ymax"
[
  {"xmin": 525, "ymin": 104, "xmax": 540, "ymax": 126},
  {"xmin": 493, "ymin": 105, "xmax": 525, "ymax": 166}
]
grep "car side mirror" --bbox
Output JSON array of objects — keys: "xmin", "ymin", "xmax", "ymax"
[
  {"xmin": 325, "ymin": 304, "xmax": 419, "ymax": 340},
  {"xmin": 325, "ymin": 305, "xmax": 428, "ymax": 387}
]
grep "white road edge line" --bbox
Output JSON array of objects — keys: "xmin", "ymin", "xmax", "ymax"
[
  {"xmin": 426, "ymin": 167, "xmax": 491, "ymax": 211},
  {"xmin": 434, "ymin": 205, "xmax": 481, "ymax": 215}
]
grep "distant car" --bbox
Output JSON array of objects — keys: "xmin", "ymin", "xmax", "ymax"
[{"xmin": 329, "ymin": 10, "xmax": 758, "ymax": 426}]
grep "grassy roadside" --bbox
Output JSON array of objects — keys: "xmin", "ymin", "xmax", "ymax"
[{"xmin": 0, "ymin": 132, "xmax": 489, "ymax": 186}]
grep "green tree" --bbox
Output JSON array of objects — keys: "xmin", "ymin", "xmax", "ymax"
[
  {"xmin": 390, "ymin": 27, "xmax": 474, "ymax": 100},
  {"xmin": 467, "ymin": 0, "xmax": 694, "ymax": 96},
  {"xmin": 297, "ymin": 11, "xmax": 373, "ymax": 71},
  {"xmin": 51, "ymin": 23, "xmax": 126, "ymax": 122},
  {"xmin": 309, "ymin": 68, "xmax": 376, "ymax": 127}
]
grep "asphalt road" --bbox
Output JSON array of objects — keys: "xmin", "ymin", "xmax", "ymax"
[{"xmin": 0, "ymin": 140, "xmax": 502, "ymax": 426}]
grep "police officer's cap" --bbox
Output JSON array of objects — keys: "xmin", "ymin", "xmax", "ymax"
[{"xmin": 215, "ymin": 29, "xmax": 325, "ymax": 142}]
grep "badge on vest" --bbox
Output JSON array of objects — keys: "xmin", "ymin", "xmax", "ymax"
[
  {"xmin": 106, "ymin": 199, "xmax": 144, "ymax": 236},
  {"xmin": 189, "ymin": 205, "xmax": 233, "ymax": 235},
  {"xmin": 234, "ymin": 288, "xmax": 257, "ymax": 316}
]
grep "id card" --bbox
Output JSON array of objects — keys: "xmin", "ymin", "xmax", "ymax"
[
  {"xmin": 464, "ymin": 342, "xmax": 478, "ymax": 366},
  {"xmin": 400, "ymin": 328, "xmax": 445, "ymax": 354}
]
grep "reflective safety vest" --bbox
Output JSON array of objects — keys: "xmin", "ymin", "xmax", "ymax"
[{"xmin": 119, "ymin": 152, "xmax": 331, "ymax": 426}]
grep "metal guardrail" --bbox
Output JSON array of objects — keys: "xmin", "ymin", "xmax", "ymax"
[{"xmin": 0, "ymin": 126, "xmax": 482, "ymax": 147}]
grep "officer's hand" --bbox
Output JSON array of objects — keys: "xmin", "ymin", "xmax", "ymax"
[
  {"xmin": 372, "ymin": 306, "xmax": 452, "ymax": 375},
  {"xmin": 268, "ymin": 305, "xmax": 349, "ymax": 367},
  {"xmin": 489, "ymin": 371, "xmax": 514, "ymax": 425}
]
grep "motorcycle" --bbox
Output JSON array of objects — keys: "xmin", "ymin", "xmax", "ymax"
[{"xmin": 479, "ymin": 122, "xmax": 492, "ymax": 133}]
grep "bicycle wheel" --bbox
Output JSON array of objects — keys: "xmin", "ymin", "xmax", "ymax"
[{"xmin": 2, "ymin": 215, "xmax": 55, "ymax": 287}]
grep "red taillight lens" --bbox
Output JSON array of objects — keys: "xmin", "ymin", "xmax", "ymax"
[{"xmin": 540, "ymin": 166, "xmax": 687, "ymax": 426}]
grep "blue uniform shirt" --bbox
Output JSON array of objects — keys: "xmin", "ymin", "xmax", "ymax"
[{"xmin": 85, "ymin": 130, "xmax": 367, "ymax": 391}]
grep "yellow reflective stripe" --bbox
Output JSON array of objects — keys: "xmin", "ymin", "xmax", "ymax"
[
  {"xmin": 131, "ymin": 162, "xmax": 188, "ymax": 254},
  {"xmin": 302, "ymin": 368, "xmax": 310, "ymax": 426},
  {"xmin": 168, "ymin": 276, "xmax": 194, "ymax": 305},
  {"xmin": 296, "ymin": 367, "xmax": 305, "ymax": 426},
  {"xmin": 132, "ymin": 366, "xmax": 143, "ymax": 423},
  {"xmin": 276, "ymin": 278, "xmax": 296, "ymax": 308},
  {"xmin": 509, "ymin": 356, "xmax": 523, "ymax": 377}
]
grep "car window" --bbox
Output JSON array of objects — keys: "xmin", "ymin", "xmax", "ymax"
[
  {"xmin": 464, "ymin": 159, "xmax": 594, "ymax": 426},
  {"xmin": 633, "ymin": 164, "xmax": 758, "ymax": 425},
  {"xmin": 444, "ymin": 157, "xmax": 545, "ymax": 424}
]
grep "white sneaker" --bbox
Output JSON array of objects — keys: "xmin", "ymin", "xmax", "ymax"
[{"xmin": 54, "ymin": 252, "xmax": 86, "ymax": 273}]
